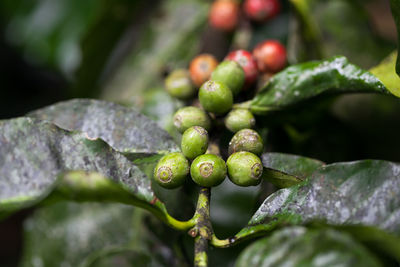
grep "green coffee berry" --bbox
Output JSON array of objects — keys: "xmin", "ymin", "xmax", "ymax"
[
  {"xmin": 181, "ymin": 126, "xmax": 209, "ymax": 160},
  {"xmin": 228, "ymin": 128, "xmax": 263, "ymax": 155},
  {"xmin": 224, "ymin": 109, "xmax": 256, "ymax": 132},
  {"xmin": 199, "ymin": 80, "xmax": 233, "ymax": 115},
  {"xmin": 190, "ymin": 154, "xmax": 226, "ymax": 187},
  {"xmin": 211, "ymin": 60, "xmax": 245, "ymax": 95},
  {"xmin": 165, "ymin": 69, "xmax": 195, "ymax": 99},
  {"xmin": 173, "ymin": 106, "xmax": 211, "ymax": 133},
  {"xmin": 227, "ymin": 151, "xmax": 263, "ymax": 186},
  {"xmin": 154, "ymin": 152, "xmax": 189, "ymax": 189}
]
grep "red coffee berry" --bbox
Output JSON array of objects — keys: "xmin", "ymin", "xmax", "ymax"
[
  {"xmin": 189, "ymin": 54, "xmax": 219, "ymax": 87},
  {"xmin": 225, "ymin": 50, "xmax": 258, "ymax": 87},
  {"xmin": 253, "ymin": 40, "xmax": 287, "ymax": 73},
  {"xmin": 243, "ymin": 0, "xmax": 281, "ymax": 22},
  {"xmin": 209, "ymin": 0, "xmax": 240, "ymax": 32}
]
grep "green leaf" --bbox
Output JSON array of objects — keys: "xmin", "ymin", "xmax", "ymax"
[
  {"xmin": 247, "ymin": 160, "xmax": 400, "ymax": 236},
  {"xmin": 236, "ymin": 226, "xmax": 383, "ymax": 267},
  {"xmin": 261, "ymin": 152, "xmax": 325, "ymax": 188},
  {"xmin": 0, "ymin": 117, "xmax": 171, "ymax": 221},
  {"xmin": 370, "ymin": 52, "xmax": 400, "ymax": 97},
  {"xmin": 28, "ymin": 99, "xmax": 179, "ymax": 158},
  {"xmin": 20, "ymin": 202, "xmax": 148, "ymax": 267},
  {"xmin": 250, "ymin": 56, "xmax": 390, "ymax": 115},
  {"xmin": 390, "ymin": 0, "xmax": 400, "ymax": 76}
]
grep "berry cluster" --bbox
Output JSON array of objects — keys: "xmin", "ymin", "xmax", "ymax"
[{"xmin": 154, "ymin": 0, "xmax": 287, "ymax": 190}]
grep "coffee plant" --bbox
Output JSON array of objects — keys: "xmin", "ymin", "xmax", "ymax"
[{"xmin": 1, "ymin": 0, "xmax": 400, "ymax": 266}]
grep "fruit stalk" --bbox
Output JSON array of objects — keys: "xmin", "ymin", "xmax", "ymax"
[{"xmin": 191, "ymin": 187, "xmax": 213, "ymax": 267}]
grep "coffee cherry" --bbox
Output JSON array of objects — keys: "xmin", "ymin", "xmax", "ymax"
[
  {"xmin": 228, "ymin": 128, "xmax": 263, "ymax": 155},
  {"xmin": 227, "ymin": 151, "xmax": 263, "ymax": 186},
  {"xmin": 173, "ymin": 106, "xmax": 211, "ymax": 133},
  {"xmin": 189, "ymin": 54, "xmax": 218, "ymax": 87},
  {"xmin": 164, "ymin": 69, "xmax": 195, "ymax": 99},
  {"xmin": 154, "ymin": 152, "xmax": 189, "ymax": 189},
  {"xmin": 225, "ymin": 109, "xmax": 256, "ymax": 132},
  {"xmin": 225, "ymin": 50, "xmax": 258, "ymax": 87},
  {"xmin": 253, "ymin": 40, "xmax": 287, "ymax": 73},
  {"xmin": 211, "ymin": 61, "xmax": 245, "ymax": 95},
  {"xmin": 181, "ymin": 126, "xmax": 209, "ymax": 160},
  {"xmin": 199, "ymin": 80, "xmax": 233, "ymax": 115},
  {"xmin": 191, "ymin": 154, "xmax": 227, "ymax": 187},
  {"xmin": 243, "ymin": 0, "xmax": 280, "ymax": 22},
  {"xmin": 209, "ymin": 0, "xmax": 240, "ymax": 32}
]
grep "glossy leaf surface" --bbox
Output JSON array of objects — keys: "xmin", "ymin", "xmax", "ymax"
[
  {"xmin": 236, "ymin": 227, "xmax": 382, "ymax": 267},
  {"xmin": 0, "ymin": 117, "xmax": 165, "ymax": 218},
  {"xmin": 250, "ymin": 56, "xmax": 390, "ymax": 115},
  {"xmin": 28, "ymin": 99, "xmax": 179, "ymax": 157},
  {"xmin": 249, "ymin": 160, "xmax": 400, "ymax": 235},
  {"xmin": 261, "ymin": 152, "xmax": 325, "ymax": 188}
]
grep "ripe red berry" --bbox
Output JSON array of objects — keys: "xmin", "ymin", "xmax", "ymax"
[
  {"xmin": 253, "ymin": 40, "xmax": 287, "ymax": 73},
  {"xmin": 225, "ymin": 50, "xmax": 258, "ymax": 87},
  {"xmin": 209, "ymin": 0, "xmax": 240, "ymax": 32},
  {"xmin": 189, "ymin": 54, "xmax": 219, "ymax": 87},
  {"xmin": 243, "ymin": 0, "xmax": 281, "ymax": 22}
]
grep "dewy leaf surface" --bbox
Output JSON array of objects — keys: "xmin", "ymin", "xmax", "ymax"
[
  {"xmin": 261, "ymin": 153, "xmax": 325, "ymax": 188},
  {"xmin": 246, "ymin": 160, "xmax": 400, "ymax": 236},
  {"xmin": 0, "ymin": 117, "xmax": 160, "ymax": 216},
  {"xmin": 250, "ymin": 56, "xmax": 390, "ymax": 115},
  {"xmin": 236, "ymin": 227, "xmax": 382, "ymax": 267},
  {"xmin": 28, "ymin": 99, "xmax": 179, "ymax": 157}
]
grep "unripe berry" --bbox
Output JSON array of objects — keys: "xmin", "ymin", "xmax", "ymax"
[
  {"xmin": 253, "ymin": 40, "xmax": 287, "ymax": 73},
  {"xmin": 199, "ymin": 80, "xmax": 233, "ymax": 115},
  {"xmin": 154, "ymin": 152, "xmax": 189, "ymax": 189},
  {"xmin": 181, "ymin": 126, "xmax": 209, "ymax": 160},
  {"xmin": 225, "ymin": 50, "xmax": 258, "ymax": 87},
  {"xmin": 227, "ymin": 151, "xmax": 263, "ymax": 186},
  {"xmin": 211, "ymin": 61, "xmax": 245, "ymax": 95},
  {"xmin": 225, "ymin": 109, "xmax": 256, "ymax": 132},
  {"xmin": 243, "ymin": 0, "xmax": 280, "ymax": 22},
  {"xmin": 164, "ymin": 69, "xmax": 195, "ymax": 99},
  {"xmin": 228, "ymin": 128, "xmax": 263, "ymax": 155},
  {"xmin": 189, "ymin": 54, "xmax": 218, "ymax": 87},
  {"xmin": 173, "ymin": 107, "xmax": 211, "ymax": 133},
  {"xmin": 209, "ymin": 0, "xmax": 240, "ymax": 32},
  {"xmin": 191, "ymin": 154, "xmax": 227, "ymax": 187}
]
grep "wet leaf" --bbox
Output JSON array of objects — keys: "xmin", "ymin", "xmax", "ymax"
[
  {"xmin": 250, "ymin": 56, "xmax": 390, "ymax": 115},
  {"xmin": 370, "ymin": 52, "xmax": 400, "ymax": 97},
  {"xmin": 390, "ymin": 0, "xmax": 400, "ymax": 76},
  {"xmin": 236, "ymin": 226, "xmax": 382, "ymax": 267},
  {"xmin": 247, "ymin": 160, "xmax": 400, "ymax": 236},
  {"xmin": 0, "ymin": 117, "xmax": 167, "ymax": 218},
  {"xmin": 28, "ymin": 99, "xmax": 179, "ymax": 157},
  {"xmin": 261, "ymin": 152, "xmax": 325, "ymax": 188}
]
